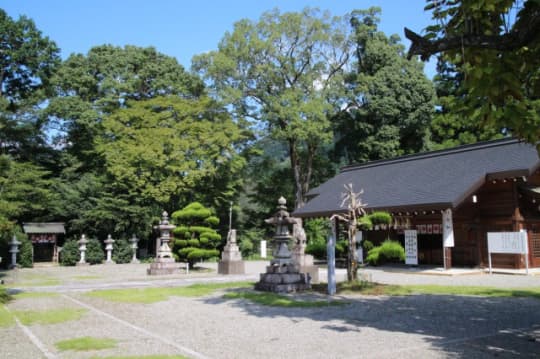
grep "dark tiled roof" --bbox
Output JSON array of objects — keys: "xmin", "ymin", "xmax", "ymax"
[{"xmin": 294, "ymin": 138, "xmax": 540, "ymax": 218}]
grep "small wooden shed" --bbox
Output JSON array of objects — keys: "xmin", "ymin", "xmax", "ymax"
[{"xmin": 22, "ymin": 223, "xmax": 65, "ymax": 263}]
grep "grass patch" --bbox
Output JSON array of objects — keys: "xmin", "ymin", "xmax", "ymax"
[
  {"xmin": 87, "ymin": 282, "xmax": 253, "ymax": 303},
  {"xmin": 14, "ymin": 308, "xmax": 86, "ymax": 325},
  {"xmin": 12, "ymin": 291, "xmax": 59, "ymax": 299},
  {"xmin": 72, "ymin": 275, "xmax": 103, "ymax": 280},
  {"xmin": 55, "ymin": 337, "xmax": 117, "ymax": 351},
  {"xmin": 313, "ymin": 281, "xmax": 540, "ymax": 299},
  {"xmin": 0, "ymin": 305, "xmax": 15, "ymax": 327},
  {"xmin": 93, "ymin": 356, "xmax": 188, "ymax": 359},
  {"xmin": 0, "ymin": 286, "xmax": 11, "ymax": 304},
  {"xmin": 5, "ymin": 273, "xmax": 61, "ymax": 287},
  {"xmin": 223, "ymin": 291, "xmax": 346, "ymax": 307}
]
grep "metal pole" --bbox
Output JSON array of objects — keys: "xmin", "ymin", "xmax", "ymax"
[{"xmin": 229, "ymin": 202, "xmax": 233, "ymax": 233}]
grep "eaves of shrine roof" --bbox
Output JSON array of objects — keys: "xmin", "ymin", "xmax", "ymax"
[{"xmin": 293, "ymin": 138, "xmax": 540, "ymax": 218}]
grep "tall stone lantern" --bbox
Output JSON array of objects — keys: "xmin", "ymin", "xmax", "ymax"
[
  {"xmin": 104, "ymin": 234, "xmax": 115, "ymax": 264},
  {"xmin": 255, "ymin": 197, "xmax": 311, "ymax": 293},
  {"xmin": 77, "ymin": 234, "xmax": 89, "ymax": 266},
  {"xmin": 147, "ymin": 211, "xmax": 184, "ymax": 275},
  {"xmin": 129, "ymin": 234, "xmax": 140, "ymax": 264},
  {"xmin": 9, "ymin": 235, "xmax": 21, "ymax": 269}
]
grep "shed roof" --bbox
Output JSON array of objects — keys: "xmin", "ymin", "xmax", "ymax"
[
  {"xmin": 23, "ymin": 223, "xmax": 65, "ymax": 234},
  {"xmin": 294, "ymin": 138, "xmax": 540, "ymax": 218}
]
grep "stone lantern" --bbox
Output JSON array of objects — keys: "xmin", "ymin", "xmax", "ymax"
[
  {"xmin": 255, "ymin": 197, "xmax": 311, "ymax": 293},
  {"xmin": 9, "ymin": 235, "xmax": 21, "ymax": 269},
  {"xmin": 147, "ymin": 211, "xmax": 184, "ymax": 275},
  {"xmin": 104, "ymin": 234, "xmax": 115, "ymax": 264},
  {"xmin": 77, "ymin": 234, "xmax": 89, "ymax": 266},
  {"xmin": 129, "ymin": 234, "xmax": 140, "ymax": 264}
]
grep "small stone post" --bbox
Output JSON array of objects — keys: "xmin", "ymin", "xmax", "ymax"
[
  {"xmin": 218, "ymin": 229, "xmax": 245, "ymax": 274},
  {"xmin": 130, "ymin": 234, "xmax": 140, "ymax": 263},
  {"xmin": 77, "ymin": 234, "xmax": 89, "ymax": 266},
  {"xmin": 9, "ymin": 235, "xmax": 21, "ymax": 269},
  {"xmin": 104, "ymin": 234, "xmax": 115, "ymax": 264}
]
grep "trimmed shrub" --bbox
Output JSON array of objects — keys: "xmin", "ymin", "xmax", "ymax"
[
  {"xmin": 366, "ymin": 240, "xmax": 405, "ymax": 266},
  {"xmin": 306, "ymin": 242, "xmax": 326, "ymax": 259},
  {"xmin": 187, "ymin": 239, "xmax": 200, "ymax": 247},
  {"xmin": 358, "ymin": 216, "xmax": 373, "ymax": 230},
  {"xmin": 18, "ymin": 236, "xmax": 33, "ymax": 268},
  {"xmin": 85, "ymin": 238, "xmax": 104, "ymax": 265},
  {"xmin": 362, "ymin": 239, "xmax": 374, "ymax": 251},
  {"xmin": 171, "ymin": 202, "xmax": 221, "ymax": 268},
  {"xmin": 239, "ymin": 237, "xmax": 253, "ymax": 257},
  {"xmin": 60, "ymin": 239, "xmax": 79, "ymax": 266},
  {"xmin": 368, "ymin": 211, "xmax": 392, "ymax": 225},
  {"xmin": 112, "ymin": 239, "xmax": 133, "ymax": 264},
  {"xmin": 204, "ymin": 216, "xmax": 219, "ymax": 226},
  {"xmin": 304, "ymin": 219, "xmax": 329, "ymax": 260}
]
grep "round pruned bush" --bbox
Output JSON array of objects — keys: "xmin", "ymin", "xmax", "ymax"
[
  {"xmin": 366, "ymin": 240, "xmax": 405, "ymax": 266},
  {"xmin": 85, "ymin": 238, "xmax": 104, "ymax": 265},
  {"xmin": 60, "ymin": 239, "xmax": 80, "ymax": 266},
  {"xmin": 18, "ymin": 236, "xmax": 33, "ymax": 268},
  {"xmin": 368, "ymin": 211, "xmax": 392, "ymax": 225},
  {"xmin": 113, "ymin": 238, "xmax": 133, "ymax": 264}
]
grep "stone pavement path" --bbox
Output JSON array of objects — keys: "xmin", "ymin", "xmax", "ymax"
[{"xmin": 1, "ymin": 262, "xmax": 540, "ymax": 358}]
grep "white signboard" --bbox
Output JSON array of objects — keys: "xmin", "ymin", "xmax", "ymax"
[
  {"xmin": 260, "ymin": 240, "xmax": 267, "ymax": 258},
  {"xmin": 355, "ymin": 232, "xmax": 363, "ymax": 264},
  {"xmin": 404, "ymin": 230, "xmax": 418, "ymax": 265},
  {"xmin": 487, "ymin": 232, "xmax": 528, "ymax": 254},
  {"xmin": 442, "ymin": 209, "xmax": 454, "ymax": 247},
  {"xmin": 487, "ymin": 231, "xmax": 529, "ymax": 274}
]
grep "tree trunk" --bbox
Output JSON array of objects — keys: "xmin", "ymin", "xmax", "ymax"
[{"xmin": 289, "ymin": 139, "xmax": 305, "ymax": 209}]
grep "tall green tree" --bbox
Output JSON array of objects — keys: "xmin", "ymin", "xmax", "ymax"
[
  {"xmin": 406, "ymin": 0, "xmax": 540, "ymax": 151},
  {"xmin": 333, "ymin": 8, "xmax": 436, "ymax": 164},
  {"xmin": 46, "ymin": 45, "xmax": 209, "ymax": 238},
  {"xmin": 0, "ymin": 9, "xmax": 60, "ymax": 163},
  {"xmin": 193, "ymin": 8, "xmax": 354, "ymax": 208},
  {"xmin": 96, "ymin": 96, "xmax": 247, "ymax": 215},
  {"xmin": 47, "ymin": 44, "xmax": 204, "ymax": 167},
  {"xmin": 429, "ymin": 59, "xmax": 503, "ymax": 149}
]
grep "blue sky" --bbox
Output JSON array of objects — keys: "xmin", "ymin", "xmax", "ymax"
[{"xmin": 2, "ymin": 0, "xmax": 436, "ymax": 77}]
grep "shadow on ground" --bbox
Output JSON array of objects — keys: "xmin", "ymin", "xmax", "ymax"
[{"xmin": 205, "ymin": 290, "xmax": 540, "ymax": 358}]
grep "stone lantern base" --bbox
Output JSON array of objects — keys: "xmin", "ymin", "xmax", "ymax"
[
  {"xmin": 147, "ymin": 257, "xmax": 187, "ymax": 275},
  {"xmin": 218, "ymin": 260, "xmax": 245, "ymax": 274},
  {"xmin": 255, "ymin": 263, "xmax": 311, "ymax": 293}
]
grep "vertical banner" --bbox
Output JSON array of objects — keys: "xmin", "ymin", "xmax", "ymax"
[
  {"xmin": 260, "ymin": 240, "xmax": 267, "ymax": 258},
  {"xmin": 442, "ymin": 209, "xmax": 455, "ymax": 247},
  {"xmin": 404, "ymin": 230, "xmax": 418, "ymax": 265},
  {"xmin": 327, "ymin": 218, "xmax": 337, "ymax": 296},
  {"xmin": 355, "ymin": 231, "xmax": 363, "ymax": 264}
]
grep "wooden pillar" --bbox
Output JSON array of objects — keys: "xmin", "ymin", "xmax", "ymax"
[{"xmin": 442, "ymin": 209, "xmax": 455, "ymax": 269}]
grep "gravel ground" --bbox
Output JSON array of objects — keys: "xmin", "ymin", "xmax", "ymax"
[{"xmin": 1, "ymin": 262, "xmax": 540, "ymax": 358}]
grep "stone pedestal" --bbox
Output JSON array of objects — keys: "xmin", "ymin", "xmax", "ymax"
[
  {"xmin": 147, "ymin": 258, "xmax": 187, "ymax": 275},
  {"xmin": 255, "ymin": 263, "xmax": 311, "ymax": 293},
  {"xmin": 218, "ymin": 230, "xmax": 245, "ymax": 274}
]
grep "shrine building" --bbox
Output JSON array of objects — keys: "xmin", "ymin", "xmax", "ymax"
[
  {"xmin": 22, "ymin": 222, "xmax": 65, "ymax": 263},
  {"xmin": 293, "ymin": 138, "xmax": 540, "ymax": 269}
]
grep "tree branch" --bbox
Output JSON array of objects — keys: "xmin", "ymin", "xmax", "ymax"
[{"xmin": 405, "ymin": 7, "xmax": 540, "ymax": 60}]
